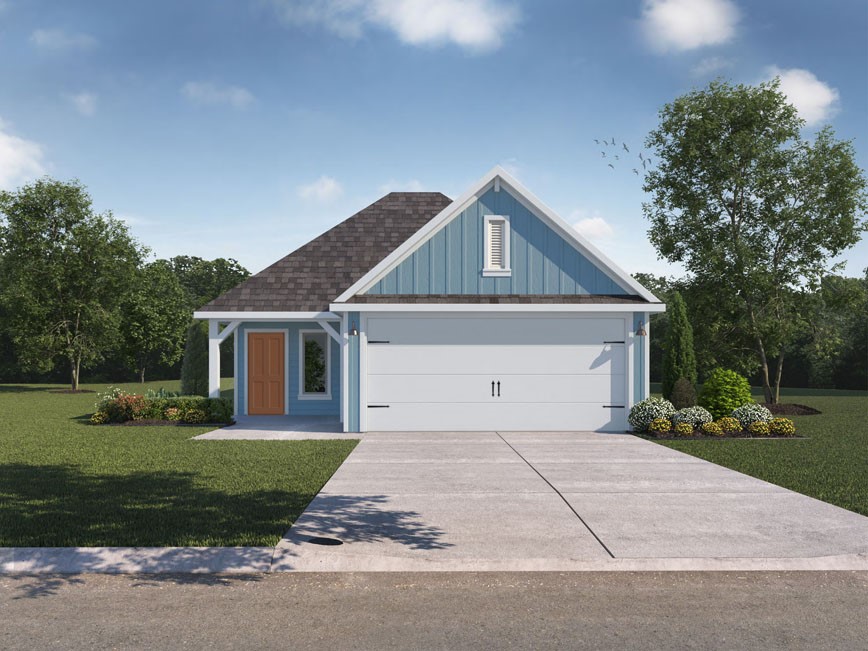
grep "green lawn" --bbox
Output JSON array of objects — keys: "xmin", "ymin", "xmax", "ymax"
[
  {"xmin": 0, "ymin": 380, "xmax": 357, "ymax": 547},
  {"xmin": 653, "ymin": 386, "xmax": 868, "ymax": 517}
]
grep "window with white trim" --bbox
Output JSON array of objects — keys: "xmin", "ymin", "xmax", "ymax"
[
  {"xmin": 299, "ymin": 331, "xmax": 330, "ymax": 398},
  {"xmin": 483, "ymin": 215, "xmax": 511, "ymax": 277}
]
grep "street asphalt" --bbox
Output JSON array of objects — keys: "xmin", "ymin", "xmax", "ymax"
[{"xmin": 2, "ymin": 571, "xmax": 867, "ymax": 650}]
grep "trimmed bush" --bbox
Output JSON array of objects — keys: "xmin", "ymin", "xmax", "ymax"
[
  {"xmin": 90, "ymin": 411, "xmax": 108, "ymax": 425},
  {"xmin": 662, "ymin": 291, "xmax": 697, "ymax": 399},
  {"xmin": 747, "ymin": 421, "xmax": 771, "ymax": 436},
  {"xmin": 716, "ymin": 416, "xmax": 741, "ymax": 433},
  {"xmin": 91, "ymin": 393, "xmax": 233, "ymax": 425},
  {"xmin": 629, "ymin": 397, "xmax": 676, "ymax": 432},
  {"xmin": 182, "ymin": 408, "xmax": 208, "ymax": 424},
  {"xmin": 700, "ymin": 421, "xmax": 724, "ymax": 436},
  {"xmin": 648, "ymin": 417, "xmax": 672, "ymax": 434},
  {"xmin": 769, "ymin": 417, "xmax": 796, "ymax": 436},
  {"xmin": 180, "ymin": 320, "xmax": 209, "ymax": 397},
  {"xmin": 731, "ymin": 403, "xmax": 773, "ymax": 428},
  {"xmin": 673, "ymin": 422, "xmax": 694, "ymax": 436},
  {"xmin": 698, "ymin": 368, "xmax": 753, "ymax": 419},
  {"xmin": 672, "ymin": 406, "xmax": 713, "ymax": 428},
  {"xmin": 670, "ymin": 377, "xmax": 697, "ymax": 409}
]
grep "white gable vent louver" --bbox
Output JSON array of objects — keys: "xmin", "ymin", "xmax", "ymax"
[{"xmin": 484, "ymin": 215, "xmax": 511, "ymax": 276}]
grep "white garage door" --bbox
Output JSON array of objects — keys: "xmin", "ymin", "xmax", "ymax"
[{"xmin": 365, "ymin": 316, "xmax": 627, "ymax": 432}]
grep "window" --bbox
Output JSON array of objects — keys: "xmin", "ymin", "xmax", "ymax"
[
  {"xmin": 299, "ymin": 331, "xmax": 330, "ymax": 398},
  {"xmin": 484, "ymin": 215, "xmax": 511, "ymax": 276}
]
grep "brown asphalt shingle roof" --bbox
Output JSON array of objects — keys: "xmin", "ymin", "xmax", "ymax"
[{"xmin": 198, "ymin": 192, "xmax": 453, "ymax": 313}]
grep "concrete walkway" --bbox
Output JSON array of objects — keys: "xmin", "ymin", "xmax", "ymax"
[
  {"xmin": 272, "ymin": 431, "xmax": 868, "ymax": 571},
  {"xmin": 193, "ymin": 416, "xmax": 350, "ymax": 440}
]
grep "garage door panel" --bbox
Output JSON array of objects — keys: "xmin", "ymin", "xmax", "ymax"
[
  {"xmin": 367, "ymin": 403, "xmax": 627, "ymax": 432},
  {"xmin": 367, "ymin": 317, "xmax": 625, "ymax": 346},
  {"xmin": 368, "ymin": 345, "xmax": 625, "ymax": 376},
  {"xmin": 368, "ymin": 373, "xmax": 626, "ymax": 404}
]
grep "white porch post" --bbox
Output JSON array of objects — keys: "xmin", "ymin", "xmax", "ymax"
[{"xmin": 208, "ymin": 319, "xmax": 221, "ymax": 399}]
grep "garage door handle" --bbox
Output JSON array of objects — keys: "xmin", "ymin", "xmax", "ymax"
[
  {"xmin": 497, "ymin": 381, "xmax": 500, "ymax": 397},
  {"xmin": 491, "ymin": 381, "xmax": 495, "ymax": 397}
]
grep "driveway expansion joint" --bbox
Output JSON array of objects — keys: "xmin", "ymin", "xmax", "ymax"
[{"xmin": 495, "ymin": 431, "xmax": 616, "ymax": 559}]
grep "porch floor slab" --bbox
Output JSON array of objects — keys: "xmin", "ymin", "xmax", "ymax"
[{"xmin": 193, "ymin": 416, "xmax": 355, "ymax": 440}]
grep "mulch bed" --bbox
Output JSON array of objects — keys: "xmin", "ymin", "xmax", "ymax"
[
  {"xmin": 49, "ymin": 389, "xmax": 96, "ymax": 394},
  {"xmin": 646, "ymin": 432, "xmax": 802, "ymax": 440},
  {"xmin": 112, "ymin": 419, "xmax": 231, "ymax": 427},
  {"xmin": 763, "ymin": 403, "xmax": 821, "ymax": 416}
]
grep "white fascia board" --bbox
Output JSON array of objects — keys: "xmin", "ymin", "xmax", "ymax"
[
  {"xmin": 192, "ymin": 311, "xmax": 341, "ymax": 321},
  {"xmin": 330, "ymin": 302, "xmax": 666, "ymax": 314},
  {"xmin": 333, "ymin": 164, "xmax": 662, "ymax": 305}
]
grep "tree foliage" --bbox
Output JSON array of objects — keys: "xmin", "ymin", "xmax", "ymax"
[
  {"xmin": 167, "ymin": 255, "xmax": 249, "ymax": 308},
  {"xmin": 643, "ymin": 79, "xmax": 867, "ymax": 402},
  {"xmin": 0, "ymin": 178, "xmax": 146, "ymax": 389},
  {"xmin": 120, "ymin": 260, "xmax": 190, "ymax": 383},
  {"xmin": 180, "ymin": 320, "xmax": 209, "ymax": 396},
  {"xmin": 661, "ymin": 291, "xmax": 697, "ymax": 399}
]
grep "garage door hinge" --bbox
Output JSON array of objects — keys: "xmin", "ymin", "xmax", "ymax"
[
  {"xmin": 603, "ymin": 405, "xmax": 625, "ymax": 409},
  {"xmin": 368, "ymin": 340, "xmax": 390, "ymax": 344},
  {"xmin": 603, "ymin": 340, "xmax": 625, "ymax": 344},
  {"xmin": 368, "ymin": 405, "xmax": 390, "ymax": 408}
]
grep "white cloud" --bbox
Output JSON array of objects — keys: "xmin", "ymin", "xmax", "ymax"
[
  {"xmin": 181, "ymin": 81, "xmax": 255, "ymax": 109},
  {"xmin": 378, "ymin": 178, "xmax": 425, "ymax": 194},
  {"xmin": 270, "ymin": 0, "xmax": 519, "ymax": 52},
  {"xmin": 570, "ymin": 210, "xmax": 615, "ymax": 240},
  {"xmin": 298, "ymin": 175, "xmax": 343, "ymax": 202},
  {"xmin": 765, "ymin": 66, "xmax": 839, "ymax": 126},
  {"xmin": 30, "ymin": 28, "xmax": 97, "ymax": 50},
  {"xmin": 66, "ymin": 91, "xmax": 97, "ymax": 116},
  {"xmin": 641, "ymin": 0, "xmax": 739, "ymax": 52},
  {"xmin": 0, "ymin": 118, "xmax": 46, "ymax": 190},
  {"xmin": 691, "ymin": 56, "xmax": 732, "ymax": 77}
]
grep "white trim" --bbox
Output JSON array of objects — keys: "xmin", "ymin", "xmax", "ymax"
[
  {"xmin": 208, "ymin": 320, "xmax": 221, "ymax": 399},
  {"xmin": 340, "ymin": 315, "xmax": 349, "ymax": 430},
  {"xmin": 316, "ymin": 319, "xmax": 342, "ymax": 345},
  {"xmin": 244, "ymin": 328, "xmax": 290, "ymax": 416},
  {"xmin": 626, "ymin": 317, "xmax": 634, "ymax": 411},
  {"xmin": 360, "ymin": 314, "xmax": 368, "ymax": 432},
  {"xmin": 483, "ymin": 214, "xmax": 511, "ymax": 276},
  {"xmin": 193, "ymin": 311, "xmax": 340, "ymax": 321},
  {"xmin": 643, "ymin": 311, "xmax": 651, "ymax": 401},
  {"xmin": 331, "ymin": 302, "xmax": 665, "ymax": 313},
  {"xmin": 334, "ymin": 165, "xmax": 661, "ymax": 304},
  {"xmin": 216, "ymin": 320, "xmax": 241, "ymax": 344},
  {"xmin": 298, "ymin": 329, "xmax": 332, "ymax": 400},
  {"xmin": 233, "ymin": 328, "xmax": 238, "ymax": 417}
]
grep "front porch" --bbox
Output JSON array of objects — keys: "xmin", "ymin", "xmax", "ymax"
[{"xmin": 193, "ymin": 415, "xmax": 353, "ymax": 440}]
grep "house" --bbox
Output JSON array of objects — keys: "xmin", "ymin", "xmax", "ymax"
[{"xmin": 194, "ymin": 166, "xmax": 665, "ymax": 432}]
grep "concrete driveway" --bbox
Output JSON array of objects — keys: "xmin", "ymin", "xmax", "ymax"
[{"xmin": 273, "ymin": 431, "xmax": 868, "ymax": 571}]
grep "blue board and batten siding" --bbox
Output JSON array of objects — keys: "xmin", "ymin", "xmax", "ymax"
[
  {"xmin": 365, "ymin": 187, "xmax": 628, "ymax": 296},
  {"xmin": 235, "ymin": 322, "xmax": 340, "ymax": 417}
]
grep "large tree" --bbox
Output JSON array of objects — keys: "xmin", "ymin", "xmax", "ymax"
[
  {"xmin": 643, "ymin": 79, "xmax": 867, "ymax": 402},
  {"xmin": 0, "ymin": 178, "xmax": 146, "ymax": 390},
  {"xmin": 120, "ymin": 260, "xmax": 190, "ymax": 383},
  {"xmin": 167, "ymin": 255, "xmax": 249, "ymax": 308},
  {"xmin": 661, "ymin": 291, "xmax": 697, "ymax": 399}
]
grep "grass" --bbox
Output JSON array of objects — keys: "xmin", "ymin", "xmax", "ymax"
[
  {"xmin": 651, "ymin": 386, "xmax": 868, "ymax": 517},
  {"xmin": 0, "ymin": 380, "xmax": 357, "ymax": 547}
]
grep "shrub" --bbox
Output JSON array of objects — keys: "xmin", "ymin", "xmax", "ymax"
[
  {"xmin": 747, "ymin": 421, "xmax": 770, "ymax": 436},
  {"xmin": 769, "ymin": 417, "xmax": 796, "ymax": 437},
  {"xmin": 672, "ymin": 406, "xmax": 713, "ymax": 428},
  {"xmin": 698, "ymin": 368, "xmax": 753, "ymax": 419},
  {"xmin": 662, "ymin": 292, "xmax": 697, "ymax": 399},
  {"xmin": 629, "ymin": 397, "xmax": 676, "ymax": 432},
  {"xmin": 180, "ymin": 320, "xmax": 209, "ymax": 397},
  {"xmin": 164, "ymin": 407, "xmax": 181, "ymax": 421},
  {"xmin": 700, "ymin": 421, "xmax": 724, "ymax": 436},
  {"xmin": 90, "ymin": 411, "xmax": 108, "ymax": 425},
  {"xmin": 670, "ymin": 377, "xmax": 697, "ymax": 409},
  {"xmin": 146, "ymin": 387, "xmax": 181, "ymax": 399},
  {"xmin": 648, "ymin": 418, "xmax": 672, "ymax": 434},
  {"xmin": 96, "ymin": 389, "xmax": 148, "ymax": 423},
  {"xmin": 731, "ymin": 403, "xmax": 773, "ymax": 427},
  {"xmin": 716, "ymin": 416, "xmax": 742, "ymax": 433},
  {"xmin": 182, "ymin": 408, "xmax": 208, "ymax": 424},
  {"xmin": 673, "ymin": 422, "xmax": 694, "ymax": 436}
]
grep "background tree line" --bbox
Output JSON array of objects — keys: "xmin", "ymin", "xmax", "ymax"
[{"xmin": 0, "ymin": 178, "xmax": 248, "ymax": 389}]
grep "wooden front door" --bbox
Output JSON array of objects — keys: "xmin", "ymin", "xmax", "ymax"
[{"xmin": 248, "ymin": 332, "xmax": 285, "ymax": 415}]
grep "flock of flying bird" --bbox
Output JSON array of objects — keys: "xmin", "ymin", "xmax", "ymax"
[{"xmin": 594, "ymin": 138, "xmax": 652, "ymax": 175}]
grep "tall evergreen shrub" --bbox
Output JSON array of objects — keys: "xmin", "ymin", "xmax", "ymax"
[
  {"xmin": 662, "ymin": 291, "xmax": 697, "ymax": 399},
  {"xmin": 180, "ymin": 320, "xmax": 208, "ymax": 396}
]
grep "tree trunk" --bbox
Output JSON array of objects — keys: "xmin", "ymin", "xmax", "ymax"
[
  {"xmin": 71, "ymin": 357, "xmax": 80, "ymax": 391},
  {"xmin": 773, "ymin": 351, "xmax": 785, "ymax": 404},
  {"xmin": 139, "ymin": 366, "xmax": 146, "ymax": 384},
  {"xmin": 755, "ymin": 336, "xmax": 774, "ymax": 404}
]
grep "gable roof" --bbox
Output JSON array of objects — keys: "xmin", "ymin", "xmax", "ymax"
[
  {"xmin": 197, "ymin": 192, "xmax": 452, "ymax": 313},
  {"xmin": 334, "ymin": 166, "xmax": 660, "ymax": 304}
]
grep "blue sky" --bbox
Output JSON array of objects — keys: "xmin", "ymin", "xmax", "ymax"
[{"xmin": 1, "ymin": 0, "xmax": 866, "ymax": 276}]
